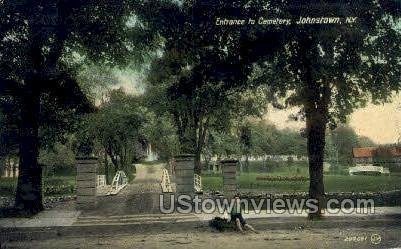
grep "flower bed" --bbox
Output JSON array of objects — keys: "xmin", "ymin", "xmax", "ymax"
[{"xmin": 255, "ymin": 176, "xmax": 308, "ymax": 182}]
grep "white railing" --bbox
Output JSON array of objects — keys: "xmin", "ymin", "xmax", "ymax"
[
  {"xmin": 194, "ymin": 174, "xmax": 202, "ymax": 192},
  {"xmin": 97, "ymin": 175, "xmax": 106, "ymax": 187},
  {"xmin": 108, "ymin": 171, "xmax": 128, "ymax": 195},
  {"xmin": 161, "ymin": 168, "xmax": 173, "ymax": 193}
]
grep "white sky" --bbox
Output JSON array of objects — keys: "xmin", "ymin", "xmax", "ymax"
[{"xmin": 113, "ymin": 70, "xmax": 145, "ymax": 95}]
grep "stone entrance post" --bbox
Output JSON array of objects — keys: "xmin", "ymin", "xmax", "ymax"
[
  {"xmin": 174, "ymin": 154, "xmax": 195, "ymax": 196},
  {"xmin": 76, "ymin": 157, "xmax": 98, "ymax": 210},
  {"xmin": 221, "ymin": 159, "xmax": 238, "ymax": 197}
]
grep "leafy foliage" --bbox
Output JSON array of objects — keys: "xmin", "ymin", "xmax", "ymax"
[
  {"xmin": 39, "ymin": 143, "xmax": 76, "ymax": 176},
  {"xmin": 82, "ymin": 89, "xmax": 148, "ymax": 173},
  {"xmin": 325, "ymin": 125, "xmax": 376, "ymax": 167}
]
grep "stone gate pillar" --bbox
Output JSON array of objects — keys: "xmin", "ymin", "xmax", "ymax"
[
  {"xmin": 221, "ymin": 159, "xmax": 238, "ymax": 197},
  {"xmin": 174, "ymin": 154, "xmax": 195, "ymax": 196},
  {"xmin": 76, "ymin": 157, "xmax": 98, "ymax": 210}
]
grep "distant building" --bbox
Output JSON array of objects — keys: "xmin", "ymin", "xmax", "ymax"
[
  {"xmin": 207, "ymin": 155, "xmax": 308, "ymax": 163},
  {"xmin": 352, "ymin": 147, "xmax": 401, "ymax": 166},
  {"xmin": 352, "ymin": 147, "xmax": 376, "ymax": 164},
  {"xmin": 265, "ymin": 155, "xmax": 308, "ymax": 162},
  {"xmin": 351, "ymin": 147, "xmax": 397, "ymax": 175}
]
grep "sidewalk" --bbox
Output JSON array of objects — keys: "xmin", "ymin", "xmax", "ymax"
[
  {"xmin": 0, "ymin": 209, "xmax": 81, "ymax": 228},
  {"xmin": 1, "ymin": 206, "xmax": 400, "ymax": 228}
]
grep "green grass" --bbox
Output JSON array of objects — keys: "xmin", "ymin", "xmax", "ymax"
[
  {"xmin": 203, "ymin": 160, "xmax": 401, "ymax": 193},
  {"xmin": 202, "ymin": 173, "xmax": 401, "ymax": 193},
  {"xmin": 324, "ymin": 175, "xmax": 401, "ymax": 193}
]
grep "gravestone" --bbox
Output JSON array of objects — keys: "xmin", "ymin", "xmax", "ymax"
[
  {"xmin": 221, "ymin": 159, "xmax": 238, "ymax": 197},
  {"xmin": 76, "ymin": 157, "xmax": 98, "ymax": 209},
  {"xmin": 174, "ymin": 154, "xmax": 195, "ymax": 196}
]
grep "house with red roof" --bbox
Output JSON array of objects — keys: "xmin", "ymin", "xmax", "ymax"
[{"xmin": 352, "ymin": 146, "xmax": 401, "ymax": 165}]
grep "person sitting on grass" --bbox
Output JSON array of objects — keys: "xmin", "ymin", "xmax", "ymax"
[{"xmin": 230, "ymin": 194, "xmax": 259, "ymax": 234}]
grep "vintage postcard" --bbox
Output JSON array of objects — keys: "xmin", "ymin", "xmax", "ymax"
[{"xmin": 0, "ymin": 1, "xmax": 401, "ymax": 248}]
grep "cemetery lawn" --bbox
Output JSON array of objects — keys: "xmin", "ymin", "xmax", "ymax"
[{"xmin": 202, "ymin": 173, "xmax": 401, "ymax": 193}]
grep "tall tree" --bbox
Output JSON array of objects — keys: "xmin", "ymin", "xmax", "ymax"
[
  {"xmin": 251, "ymin": 1, "xmax": 401, "ymax": 217},
  {"xmin": 137, "ymin": 1, "xmax": 269, "ymax": 173},
  {"xmin": 0, "ymin": 0, "xmax": 150, "ymax": 214},
  {"xmin": 85, "ymin": 89, "xmax": 148, "ymax": 178},
  {"xmin": 239, "ymin": 123, "xmax": 252, "ymax": 172}
]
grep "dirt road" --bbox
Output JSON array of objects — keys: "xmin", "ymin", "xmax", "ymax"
[{"xmin": 2, "ymin": 226, "xmax": 399, "ymax": 249}]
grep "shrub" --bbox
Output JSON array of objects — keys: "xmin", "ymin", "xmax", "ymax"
[{"xmin": 43, "ymin": 184, "xmax": 75, "ymax": 195}]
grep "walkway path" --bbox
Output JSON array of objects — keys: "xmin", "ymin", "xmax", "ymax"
[{"xmin": 82, "ymin": 163, "xmax": 168, "ymax": 217}]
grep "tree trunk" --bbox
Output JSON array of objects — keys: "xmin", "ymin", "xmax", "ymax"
[
  {"xmin": 306, "ymin": 110, "xmax": 326, "ymax": 219},
  {"xmin": 298, "ymin": 36, "xmax": 330, "ymax": 219},
  {"xmin": 7, "ymin": 157, "xmax": 11, "ymax": 177},
  {"xmin": 0, "ymin": 157, "xmax": 5, "ymax": 178},
  {"xmin": 107, "ymin": 145, "xmax": 119, "ymax": 172},
  {"xmin": 174, "ymin": 105, "xmax": 210, "ymax": 176},
  {"xmin": 194, "ymin": 149, "xmax": 202, "ymax": 175},
  {"xmin": 14, "ymin": 85, "xmax": 43, "ymax": 215},
  {"xmin": 244, "ymin": 154, "xmax": 249, "ymax": 173},
  {"xmin": 204, "ymin": 152, "xmax": 210, "ymax": 172},
  {"xmin": 104, "ymin": 150, "xmax": 110, "ymax": 185},
  {"xmin": 12, "ymin": 158, "xmax": 17, "ymax": 178},
  {"xmin": 304, "ymin": 83, "xmax": 331, "ymax": 219}
]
